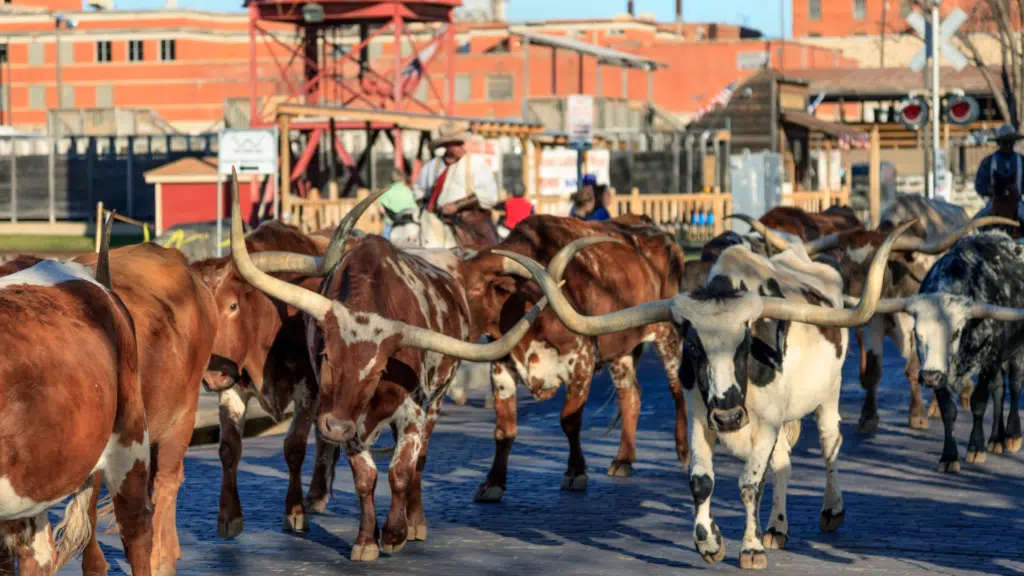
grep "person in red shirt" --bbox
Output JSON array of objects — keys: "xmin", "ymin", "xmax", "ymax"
[{"xmin": 502, "ymin": 185, "xmax": 534, "ymax": 231}]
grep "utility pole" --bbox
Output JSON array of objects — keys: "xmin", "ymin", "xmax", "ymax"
[
  {"xmin": 930, "ymin": 0, "xmax": 941, "ymax": 200},
  {"xmin": 880, "ymin": 1, "xmax": 888, "ymax": 68}
]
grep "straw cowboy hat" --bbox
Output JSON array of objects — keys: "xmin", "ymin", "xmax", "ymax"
[
  {"xmin": 994, "ymin": 123, "xmax": 1024, "ymax": 142},
  {"xmin": 433, "ymin": 120, "xmax": 472, "ymax": 147}
]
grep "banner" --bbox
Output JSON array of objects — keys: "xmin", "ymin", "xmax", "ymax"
[{"xmin": 464, "ymin": 138, "xmax": 502, "ymax": 176}]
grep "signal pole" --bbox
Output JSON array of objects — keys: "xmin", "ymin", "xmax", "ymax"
[{"xmin": 930, "ymin": 0, "xmax": 941, "ymax": 200}]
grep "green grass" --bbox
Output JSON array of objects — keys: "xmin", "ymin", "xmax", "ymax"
[{"xmin": 0, "ymin": 234, "xmax": 143, "ymax": 252}]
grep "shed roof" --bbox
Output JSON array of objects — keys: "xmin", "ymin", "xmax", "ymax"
[
  {"xmin": 782, "ymin": 111, "xmax": 866, "ymax": 139},
  {"xmin": 144, "ymin": 156, "xmax": 219, "ymax": 184},
  {"xmin": 509, "ymin": 30, "xmax": 667, "ymax": 70},
  {"xmin": 789, "ymin": 66, "xmax": 996, "ymax": 99}
]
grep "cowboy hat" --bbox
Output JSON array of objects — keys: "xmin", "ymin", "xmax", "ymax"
[
  {"xmin": 433, "ymin": 120, "xmax": 472, "ymax": 147},
  {"xmin": 993, "ymin": 123, "xmax": 1024, "ymax": 142}
]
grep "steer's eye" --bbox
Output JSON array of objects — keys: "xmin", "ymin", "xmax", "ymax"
[{"xmin": 229, "ymin": 302, "xmax": 239, "ymax": 312}]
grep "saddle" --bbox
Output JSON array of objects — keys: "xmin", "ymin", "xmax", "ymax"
[{"xmin": 443, "ymin": 207, "xmax": 500, "ymax": 250}]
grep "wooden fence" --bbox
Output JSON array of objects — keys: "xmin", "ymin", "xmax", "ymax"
[{"xmin": 282, "ymin": 186, "xmax": 849, "ymax": 243}]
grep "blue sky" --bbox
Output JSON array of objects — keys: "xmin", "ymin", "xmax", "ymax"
[{"xmin": 105, "ymin": 0, "xmax": 791, "ymax": 38}]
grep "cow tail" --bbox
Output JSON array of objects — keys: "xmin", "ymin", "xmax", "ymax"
[
  {"xmin": 53, "ymin": 479, "xmax": 96, "ymax": 571},
  {"xmin": 782, "ymin": 419, "xmax": 802, "ymax": 450}
]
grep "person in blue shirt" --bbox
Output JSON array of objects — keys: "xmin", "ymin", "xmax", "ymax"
[
  {"xmin": 975, "ymin": 123, "xmax": 1024, "ymax": 222},
  {"xmin": 587, "ymin": 184, "xmax": 612, "ymax": 221}
]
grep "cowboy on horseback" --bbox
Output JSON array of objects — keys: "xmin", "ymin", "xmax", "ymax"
[
  {"xmin": 413, "ymin": 120, "xmax": 500, "ymax": 250},
  {"xmin": 974, "ymin": 123, "xmax": 1024, "ymax": 223}
]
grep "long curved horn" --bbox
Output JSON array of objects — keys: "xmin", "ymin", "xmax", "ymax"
[
  {"xmin": 892, "ymin": 216, "xmax": 1019, "ymax": 254},
  {"xmin": 726, "ymin": 214, "xmax": 792, "ymax": 253},
  {"xmin": 495, "ymin": 249, "xmax": 674, "ymax": 336},
  {"xmin": 804, "ymin": 231, "xmax": 842, "ymax": 256},
  {"xmin": 759, "ymin": 219, "xmax": 918, "ymax": 327},
  {"xmin": 95, "ymin": 209, "xmax": 115, "ymax": 289},
  {"xmin": 397, "ymin": 285, "xmax": 557, "ymax": 362},
  {"xmin": 229, "ymin": 168, "xmax": 333, "ymax": 321},
  {"xmin": 969, "ymin": 303, "xmax": 1024, "ymax": 321},
  {"xmin": 843, "ymin": 294, "xmax": 909, "ymax": 315},
  {"xmin": 321, "ymin": 187, "xmax": 390, "ymax": 273}
]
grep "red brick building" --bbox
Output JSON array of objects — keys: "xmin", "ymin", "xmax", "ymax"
[
  {"xmin": 793, "ymin": 0, "xmax": 986, "ymax": 38},
  {"xmin": 0, "ymin": 2, "xmax": 855, "ymax": 133}
]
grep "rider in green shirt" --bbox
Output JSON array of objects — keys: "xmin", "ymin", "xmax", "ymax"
[{"xmin": 378, "ymin": 169, "xmax": 418, "ymax": 226}]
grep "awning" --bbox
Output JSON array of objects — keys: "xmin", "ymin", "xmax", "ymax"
[
  {"xmin": 275, "ymin": 104, "xmax": 544, "ymax": 138},
  {"xmin": 782, "ymin": 111, "xmax": 866, "ymax": 139},
  {"xmin": 509, "ymin": 30, "xmax": 667, "ymax": 70}
]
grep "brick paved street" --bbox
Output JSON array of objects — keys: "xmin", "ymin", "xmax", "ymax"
[{"xmin": 68, "ymin": 337, "xmax": 1024, "ymax": 575}]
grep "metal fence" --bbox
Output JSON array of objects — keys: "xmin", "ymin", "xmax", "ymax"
[{"xmin": 0, "ymin": 133, "xmax": 218, "ymax": 223}]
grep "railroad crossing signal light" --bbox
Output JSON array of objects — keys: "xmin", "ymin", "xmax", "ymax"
[
  {"xmin": 945, "ymin": 95, "xmax": 979, "ymax": 125},
  {"xmin": 898, "ymin": 97, "xmax": 929, "ymax": 130}
]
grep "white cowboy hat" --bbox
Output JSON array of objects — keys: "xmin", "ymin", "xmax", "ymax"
[
  {"xmin": 433, "ymin": 120, "xmax": 472, "ymax": 147},
  {"xmin": 993, "ymin": 124, "xmax": 1024, "ymax": 142}
]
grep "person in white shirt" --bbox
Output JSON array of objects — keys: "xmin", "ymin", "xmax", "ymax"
[{"xmin": 413, "ymin": 121, "xmax": 500, "ymax": 249}]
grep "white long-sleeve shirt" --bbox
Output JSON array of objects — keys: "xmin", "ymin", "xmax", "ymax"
[{"xmin": 413, "ymin": 153, "xmax": 498, "ymax": 210}]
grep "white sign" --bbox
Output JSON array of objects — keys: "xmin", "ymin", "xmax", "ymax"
[
  {"xmin": 566, "ymin": 94, "xmax": 594, "ymax": 148},
  {"xmin": 934, "ymin": 148, "xmax": 948, "ymax": 174},
  {"xmin": 538, "ymin": 147, "xmax": 611, "ymax": 197},
  {"xmin": 218, "ymin": 128, "xmax": 278, "ymax": 176},
  {"xmin": 464, "ymin": 138, "xmax": 502, "ymax": 176},
  {"xmin": 907, "ymin": 8, "xmax": 968, "ymax": 72},
  {"xmin": 737, "ymin": 51, "xmax": 770, "ymax": 70}
]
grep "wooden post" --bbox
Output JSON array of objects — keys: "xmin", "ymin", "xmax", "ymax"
[
  {"xmin": 94, "ymin": 201, "xmax": 104, "ymax": 253},
  {"xmin": 279, "ymin": 114, "xmax": 291, "ymax": 217},
  {"xmin": 630, "ymin": 186, "xmax": 640, "ymax": 215},
  {"xmin": 869, "ymin": 125, "xmax": 881, "ymax": 228},
  {"xmin": 608, "ymin": 187, "xmax": 618, "ymax": 217},
  {"xmin": 823, "ymin": 139, "xmax": 832, "ymax": 207}
]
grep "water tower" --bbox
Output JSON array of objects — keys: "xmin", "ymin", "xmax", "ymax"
[{"xmin": 246, "ymin": 0, "xmax": 461, "ymax": 188}]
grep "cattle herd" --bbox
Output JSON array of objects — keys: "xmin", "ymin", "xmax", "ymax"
[{"xmin": 1, "ymin": 171, "xmax": 1023, "ymax": 574}]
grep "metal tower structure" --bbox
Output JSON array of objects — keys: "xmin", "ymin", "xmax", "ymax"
[{"xmin": 246, "ymin": 0, "xmax": 460, "ymax": 195}]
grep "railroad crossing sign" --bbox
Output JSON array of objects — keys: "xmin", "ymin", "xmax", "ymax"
[{"xmin": 907, "ymin": 7, "xmax": 969, "ymax": 72}]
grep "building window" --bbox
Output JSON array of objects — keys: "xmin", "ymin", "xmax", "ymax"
[
  {"xmin": 160, "ymin": 39, "xmax": 176, "ymax": 61},
  {"xmin": 29, "ymin": 86, "xmax": 45, "ymax": 109},
  {"xmin": 486, "ymin": 74, "xmax": 513, "ymax": 101},
  {"xmin": 0, "ymin": 43, "xmax": 7, "ymax": 63},
  {"xmin": 809, "ymin": 0, "xmax": 821, "ymax": 21},
  {"xmin": 415, "ymin": 81, "xmax": 428, "ymax": 102},
  {"xmin": 455, "ymin": 74, "xmax": 471, "ymax": 101},
  {"xmin": 59, "ymin": 85, "xmax": 74, "ymax": 109},
  {"xmin": 128, "ymin": 40, "xmax": 144, "ymax": 62},
  {"xmin": 457, "ymin": 41, "xmax": 470, "ymax": 54},
  {"xmin": 58, "ymin": 42, "xmax": 73, "ymax": 66},
  {"xmin": 95, "ymin": 84, "xmax": 113, "ymax": 108},
  {"xmin": 853, "ymin": 0, "xmax": 866, "ymax": 20},
  {"xmin": 96, "ymin": 41, "xmax": 112, "ymax": 62},
  {"xmin": 28, "ymin": 43, "xmax": 44, "ymax": 66}
]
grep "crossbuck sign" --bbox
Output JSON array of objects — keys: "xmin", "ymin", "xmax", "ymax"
[{"xmin": 907, "ymin": 7, "xmax": 969, "ymax": 72}]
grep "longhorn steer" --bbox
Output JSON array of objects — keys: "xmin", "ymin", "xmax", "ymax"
[
  {"xmin": 859, "ymin": 231, "xmax": 1024, "ymax": 472},
  {"xmin": 498, "ymin": 220, "xmax": 914, "ymax": 570},
  {"xmin": 192, "ymin": 221, "xmax": 352, "ymax": 538},
  {"xmin": 459, "ymin": 214, "xmax": 689, "ymax": 501},
  {"xmin": 226, "ymin": 174, "xmax": 547, "ymax": 562},
  {"xmin": 0, "ymin": 218, "xmax": 154, "ymax": 575}
]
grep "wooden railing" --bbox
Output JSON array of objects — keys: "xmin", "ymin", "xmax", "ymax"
[
  {"xmin": 284, "ymin": 188, "xmax": 386, "ymax": 235},
  {"xmin": 779, "ymin": 187, "xmax": 851, "ymax": 213}
]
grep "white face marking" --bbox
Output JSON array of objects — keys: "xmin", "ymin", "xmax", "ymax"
[
  {"xmin": 0, "ymin": 260, "xmax": 104, "ymax": 291},
  {"xmin": 906, "ymin": 294, "xmax": 973, "ymax": 375},
  {"xmin": 0, "ymin": 476, "xmax": 64, "ymax": 520},
  {"xmin": 92, "ymin": 430, "xmax": 150, "ymax": 496},
  {"xmin": 846, "ymin": 244, "xmax": 874, "ymax": 266},
  {"xmin": 674, "ymin": 292, "xmax": 762, "ymax": 403}
]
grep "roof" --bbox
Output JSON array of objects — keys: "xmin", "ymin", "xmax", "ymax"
[
  {"xmin": 276, "ymin": 104, "xmax": 544, "ymax": 138},
  {"xmin": 509, "ymin": 30, "xmax": 667, "ymax": 70},
  {"xmin": 782, "ymin": 111, "xmax": 865, "ymax": 139},
  {"xmin": 789, "ymin": 66, "xmax": 996, "ymax": 99},
  {"xmin": 144, "ymin": 156, "xmax": 220, "ymax": 184}
]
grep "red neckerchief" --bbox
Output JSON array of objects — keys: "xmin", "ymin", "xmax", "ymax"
[{"xmin": 426, "ymin": 160, "xmax": 452, "ymax": 213}]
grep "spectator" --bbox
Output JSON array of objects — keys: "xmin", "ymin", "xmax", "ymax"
[
  {"xmin": 569, "ymin": 188, "xmax": 594, "ymax": 219},
  {"xmin": 581, "ymin": 173, "xmax": 597, "ymax": 195},
  {"xmin": 503, "ymin": 185, "xmax": 534, "ymax": 230},
  {"xmin": 587, "ymin": 185, "xmax": 612, "ymax": 221},
  {"xmin": 377, "ymin": 168, "xmax": 417, "ymax": 240}
]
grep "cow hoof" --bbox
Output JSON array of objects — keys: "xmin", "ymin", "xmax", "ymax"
[
  {"xmin": 966, "ymin": 450, "xmax": 987, "ymax": 464},
  {"xmin": 908, "ymin": 415, "xmax": 929, "ymax": 430},
  {"xmin": 409, "ymin": 524, "xmax": 428, "ymax": 541},
  {"xmin": 304, "ymin": 495, "xmax": 329, "ymax": 515},
  {"xmin": 819, "ymin": 509, "xmax": 844, "ymax": 532},
  {"xmin": 380, "ymin": 540, "xmax": 406, "ymax": 555},
  {"xmin": 739, "ymin": 549, "xmax": 768, "ymax": 570},
  {"xmin": 761, "ymin": 528, "xmax": 788, "ymax": 550},
  {"xmin": 349, "ymin": 543, "xmax": 380, "ymax": 562},
  {"xmin": 696, "ymin": 533, "xmax": 726, "ymax": 564},
  {"xmin": 607, "ymin": 460, "xmax": 633, "ymax": 477},
  {"xmin": 1004, "ymin": 436, "xmax": 1023, "ymax": 453},
  {"xmin": 987, "ymin": 441, "xmax": 1004, "ymax": 455},
  {"xmin": 282, "ymin": 512, "xmax": 309, "ymax": 533},
  {"xmin": 856, "ymin": 416, "xmax": 879, "ymax": 435},
  {"xmin": 473, "ymin": 484, "xmax": 505, "ymax": 503},
  {"xmin": 927, "ymin": 400, "xmax": 942, "ymax": 419},
  {"xmin": 217, "ymin": 516, "xmax": 243, "ymax": 539},
  {"xmin": 561, "ymin": 474, "xmax": 588, "ymax": 491},
  {"xmin": 938, "ymin": 460, "xmax": 960, "ymax": 473}
]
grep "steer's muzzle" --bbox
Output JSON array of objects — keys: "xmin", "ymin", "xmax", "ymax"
[
  {"xmin": 318, "ymin": 413, "xmax": 357, "ymax": 445},
  {"xmin": 709, "ymin": 406, "xmax": 749, "ymax": 433},
  {"xmin": 919, "ymin": 370, "xmax": 945, "ymax": 389}
]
